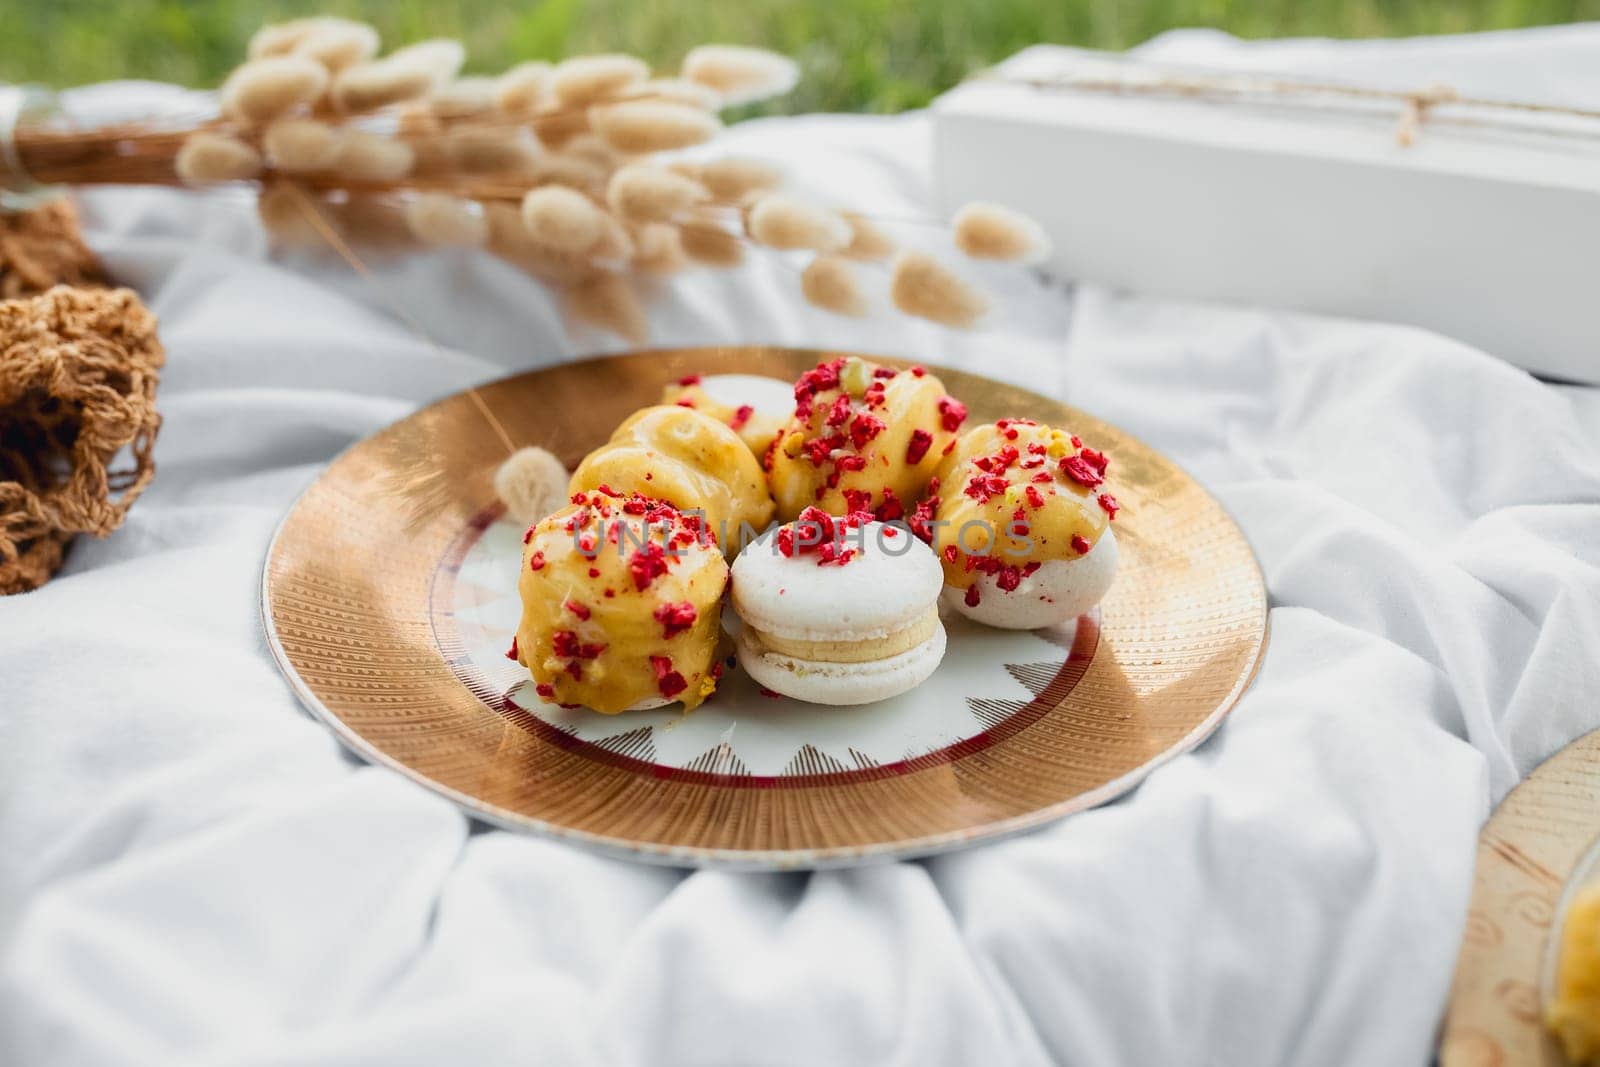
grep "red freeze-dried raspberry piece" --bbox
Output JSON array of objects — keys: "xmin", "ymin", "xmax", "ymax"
[
  {"xmin": 535, "ymin": 682, "xmax": 555, "ymax": 699},
  {"xmin": 528, "ymin": 551, "xmax": 546, "ymax": 571},
  {"xmin": 1079, "ymin": 447, "xmax": 1109, "ymax": 474},
  {"xmin": 1071, "ymin": 534, "xmax": 1091, "ymax": 555},
  {"xmin": 505, "ymin": 636, "xmax": 519, "ymax": 661},
  {"xmin": 1060, "ymin": 454, "xmax": 1104, "ymax": 488},
  {"xmin": 875, "ymin": 487, "xmax": 904, "ymax": 522},
  {"xmin": 942, "ymin": 544, "xmax": 958, "ymax": 564},
  {"xmin": 849, "ymin": 413, "xmax": 886, "ymax": 449},
  {"xmin": 677, "ymin": 374, "xmax": 701, "ymax": 386},
  {"xmin": 835, "ymin": 454, "xmax": 868, "ymax": 474},
  {"xmin": 910, "ymin": 498, "xmax": 937, "ymax": 543},
  {"xmin": 730, "ymin": 404, "xmax": 753, "ymax": 430},
  {"xmin": 803, "ymin": 435, "xmax": 835, "ymax": 467},
  {"xmin": 816, "ymin": 542, "xmax": 856, "ymax": 566},
  {"xmin": 1024, "ymin": 485, "xmax": 1045, "ymax": 509},
  {"xmin": 910, "ymin": 365, "xmax": 926, "ymax": 377},
  {"xmin": 842, "ymin": 488, "xmax": 873, "ymax": 513},
  {"xmin": 863, "ymin": 381, "xmax": 887, "ymax": 409},
  {"xmin": 906, "ymin": 429, "xmax": 933, "ymax": 464},
  {"xmin": 996, "ymin": 566, "xmax": 1023, "ymax": 592},
  {"xmin": 964, "ymin": 584, "xmax": 981, "ymax": 607},
  {"xmin": 650, "ymin": 655, "xmax": 688, "ymax": 699},
  {"xmin": 1098, "ymin": 493, "xmax": 1120, "ymax": 519},
  {"xmin": 759, "ymin": 687, "xmax": 784, "ymax": 698},
  {"xmin": 1031, "ymin": 471, "xmax": 1052, "ymax": 484},
  {"xmin": 1024, "ymin": 562, "xmax": 1042, "ymax": 577},
  {"xmin": 826, "ymin": 394, "xmax": 852, "ymax": 427},
  {"xmin": 653, "ymin": 601, "xmax": 698, "ymax": 637},
  {"xmin": 776, "ymin": 525, "xmax": 796, "ymax": 558},
  {"xmin": 938, "ymin": 396, "xmax": 968, "ymax": 432},
  {"xmin": 564, "ymin": 600, "xmax": 591, "ymax": 621},
  {"xmin": 675, "ymin": 398, "xmax": 696, "ymax": 408},
  {"xmin": 628, "ymin": 542, "xmax": 671, "ymax": 591},
  {"xmin": 964, "ymin": 472, "xmax": 1009, "ymax": 503},
  {"xmin": 873, "ymin": 366, "xmax": 898, "ymax": 379},
  {"xmin": 522, "ymin": 526, "xmax": 536, "ymax": 544},
  {"xmin": 1070, "ymin": 435, "xmax": 1082, "ymax": 449}
]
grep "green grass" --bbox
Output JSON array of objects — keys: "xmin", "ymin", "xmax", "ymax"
[{"xmin": 2, "ymin": 0, "xmax": 1596, "ymax": 113}]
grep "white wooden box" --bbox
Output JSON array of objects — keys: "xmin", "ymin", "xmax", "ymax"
[{"xmin": 933, "ymin": 46, "xmax": 1600, "ymax": 383}]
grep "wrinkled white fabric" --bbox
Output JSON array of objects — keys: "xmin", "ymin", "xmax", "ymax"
[{"xmin": 3, "ymin": 27, "xmax": 1599, "ymax": 1067}]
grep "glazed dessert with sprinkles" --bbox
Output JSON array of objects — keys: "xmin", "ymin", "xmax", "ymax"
[
  {"xmin": 511, "ymin": 488, "xmax": 729, "ymax": 714},
  {"xmin": 569, "ymin": 402, "xmax": 774, "ymax": 558},
  {"xmin": 931, "ymin": 418, "xmax": 1121, "ymax": 629},
  {"xmin": 659, "ymin": 373, "xmax": 787, "ymax": 460},
  {"xmin": 765, "ymin": 356, "xmax": 967, "ymax": 523}
]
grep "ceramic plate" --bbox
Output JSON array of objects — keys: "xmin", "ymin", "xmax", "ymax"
[
  {"xmin": 1443, "ymin": 728, "xmax": 1600, "ymax": 1065},
  {"xmin": 263, "ymin": 346, "xmax": 1268, "ymax": 868}
]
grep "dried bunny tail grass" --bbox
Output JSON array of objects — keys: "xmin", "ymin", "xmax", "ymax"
[
  {"xmin": 890, "ymin": 251, "xmax": 991, "ymax": 328},
  {"xmin": 405, "ymin": 193, "xmax": 489, "ymax": 247},
  {"xmin": 532, "ymin": 107, "xmax": 590, "ymax": 149},
  {"xmin": 681, "ymin": 45, "xmax": 799, "ymax": 106},
  {"xmin": 496, "ymin": 62, "xmax": 552, "ymax": 113},
  {"xmin": 952, "ymin": 202, "xmax": 1051, "ymax": 264},
  {"xmin": 494, "ymin": 446, "xmax": 570, "ymax": 525},
  {"xmin": 630, "ymin": 78, "xmax": 722, "ymax": 110},
  {"xmin": 332, "ymin": 130, "xmax": 415, "ymax": 181},
  {"xmin": 589, "ymin": 212, "xmax": 635, "ymax": 263},
  {"xmin": 387, "ymin": 39, "xmax": 467, "ymax": 84},
  {"xmin": 526, "ymin": 154, "xmax": 608, "ymax": 194},
  {"xmin": 175, "ymin": 133, "xmax": 262, "ymax": 182},
  {"xmin": 521, "ymin": 186, "xmax": 607, "ymax": 253},
  {"xmin": 220, "ymin": 57, "xmax": 329, "ymax": 122},
  {"xmin": 561, "ymin": 134, "xmax": 621, "ymax": 171},
  {"xmin": 293, "ymin": 18, "xmax": 380, "ymax": 71},
  {"xmin": 249, "ymin": 18, "xmax": 323, "ymax": 58},
  {"xmin": 802, "ymin": 255, "xmax": 869, "ymax": 317},
  {"xmin": 250, "ymin": 17, "xmax": 377, "ymax": 69},
  {"xmin": 631, "ymin": 224, "xmax": 687, "ymax": 274},
  {"xmin": 334, "ymin": 196, "xmax": 415, "ymax": 248},
  {"xmin": 486, "ymin": 202, "xmax": 598, "ymax": 286},
  {"xmin": 590, "ymin": 101, "xmax": 721, "ymax": 153},
  {"xmin": 678, "ymin": 221, "xmax": 745, "ymax": 267},
  {"xmin": 607, "ymin": 164, "xmax": 707, "ymax": 224},
  {"xmin": 444, "ymin": 126, "xmax": 541, "ymax": 175},
  {"xmin": 332, "ymin": 61, "xmax": 435, "ymax": 112},
  {"xmin": 551, "ymin": 54, "xmax": 650, "ymax": 107},
  {"xmin": 262, "ymin": 118, "xmax": 339, "ymax": 173},
  {"xmin": 698, "ymin": 157, "xmax": 783, "ymax": 202},
  {"xmin": 429, "ymin": 77, "xmax": 500, "ymax": 118},
  {"xmin": 843, "ymin": 211, "xmax": 895, "ymax": 261},
  {"xmin": 258, "ymin": 182, "xmax": 333, "ymax": 246},
  {"xmin": 566, "ymin": 270, "xmax": 648, "ymax": 343},
  {"xmin": 746, "ymin": 194, "xmax": 850, "ymax": 252}
]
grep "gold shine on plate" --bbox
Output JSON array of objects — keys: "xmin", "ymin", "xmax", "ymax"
[{"xmin": 262, "ymin": 347, "xmax": 1269, "ymax": 868}]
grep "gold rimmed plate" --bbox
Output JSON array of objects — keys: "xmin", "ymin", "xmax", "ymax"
[
  {"xmin": 262, "ymin": 346, "xmax": 1269, "ymax": 869},
  {"xmin": 1443, "ymin": 729, "xmax": 1600, "ymax": 1066}
]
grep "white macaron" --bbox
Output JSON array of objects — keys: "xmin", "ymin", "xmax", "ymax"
[
  {"xmin": 731, "ymin": 511, "xmax": 947, "ymax": 705},
  {"xmin": 944, "ymin": 525, "xmax": 1118, "ymax": 630}
]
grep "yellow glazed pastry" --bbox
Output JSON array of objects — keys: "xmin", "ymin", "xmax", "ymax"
[
  {"xmin": 1549, "ymin": 883, "xmax": 1600, "ymax": 1063},
  {"xmin": 570, "ymin": 404, "xmax": 774, "ymax": 555},
  {"xmin": 930, "ymin": 419, "xmax": 1120, "ymax": 628},
  {"xmin": 512, "ymin": 488, "xmax": 728, "ymax": 714},
  {"xmin": 766, "ymin": 356, "xmax": 966, "ymax": 521},
  {"xmin": 660, "ymin": 374, "xmax": 785, "ymax": 460}
]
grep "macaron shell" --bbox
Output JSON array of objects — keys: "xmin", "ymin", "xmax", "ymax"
[
  {"xmin": 946, "ymin": 526, "xmax": 1118, "ymax": 629},
  {"xmin": 730, "ymin": 523, "xmax": 944, "ymax": 641},
  {"xmin": 735, "ymin": 621, "xmax": 947, "ymax": 706}
]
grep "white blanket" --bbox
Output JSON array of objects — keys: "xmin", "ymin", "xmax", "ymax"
[{"xmin": 4, "ymin": 28, "xmax": 1599, "ymax": 1067}]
